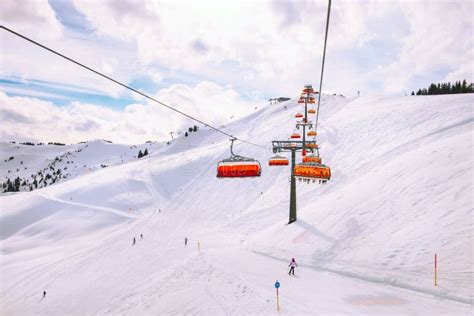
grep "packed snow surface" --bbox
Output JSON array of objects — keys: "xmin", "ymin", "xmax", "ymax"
[{"xmin": 0, "ymin": 94, "xmax": 473, "ymax": 315}]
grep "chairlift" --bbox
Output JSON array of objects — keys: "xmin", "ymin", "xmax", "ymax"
[
  {"xmin": 269, "ymin": 155, "xmax": 289, "ymax": 166},
  {"xmin": 302, "ymin": 84, "xmax": 314, "ymax": 93},
  {"xmin": 217, "ymin": 139, "xmax": 261, "ymax": 178},
  {"xmin": 303, "ymin": 155, "xmax": 322, "ymax": 164},
  {"xmin": 294, "ymin": 162, "xmax": 331, "ymax": 181}
]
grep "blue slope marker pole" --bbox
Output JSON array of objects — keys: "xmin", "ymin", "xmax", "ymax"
[{"xmin": 275, "ymin": 280, "xmax": 280, "ymax": 312}]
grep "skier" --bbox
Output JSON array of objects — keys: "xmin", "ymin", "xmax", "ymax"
[
  {"xmin": 140, "ymin": 234, "xmax": 143, "ymax": 240},
  {"xmin": 288, "ymin": 258, "xmax": 297, "ymax": 276},
  {"xmin": 43, "ymin": 291, "xmax": 46, "ymax": 298},
  {"xmin": 132, "ymin": 237, "xmax": 136, "ymax": 246},
  {"xmin": 185, "ymin": 237, "xmax": 188, "ymax": 246}
]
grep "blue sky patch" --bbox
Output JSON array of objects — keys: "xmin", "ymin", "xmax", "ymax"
[{"xmin": 0, "ymin": 77, "xmax": 136, "ymax": 108}]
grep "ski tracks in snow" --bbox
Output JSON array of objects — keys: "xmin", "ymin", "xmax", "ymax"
[
  {"xmin": 95, "ymin": 253, "xmax": 269, "ymax": 315},
  {"xmin": 205, "ymin": 284, "xmax": 231, "ymax": 316},
  {"xmin": 40, "ymin": 194, "xmax": 139, "ymax": 219}
]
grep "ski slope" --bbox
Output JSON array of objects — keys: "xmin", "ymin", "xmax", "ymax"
[{"xmin": 0, "ymin": 94, "xmax": 473, "ymax": 315}]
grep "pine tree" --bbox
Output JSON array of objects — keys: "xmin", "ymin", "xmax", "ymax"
[
  {"xmin": 7, "ymin": 181, "xmax": 14, "ymax": 192},
  {"xmin": 193, "ymin": 125, "xmax": 198, "ymax": 132},
  {"xmin": 138, "ymin": 150, "xmax": 143, "ymax": 158},
  {"xmin": 419, "ymin": 80, "xmax": 474, "ymax": 95},
  {"xmin": 455, "ymin": 81, "xmax": 461, "ymax": 93},
  {"xmin": 428, "ymin": 83, "xmax": 434, "ymax": 95},
  {"xmin": 144, "ymin": 148, "xmax": 148, "ymax": 156},
  {"xmin": 185, "ymin": 132, "xmax": 188, "ymax": 137},
  {"xmin": 14, "ymin": 177, "xmax": 21, "ymax": 191},
  {"xmin": 411, "ymin": 91, "xmax": 415, "ymax": 95}
]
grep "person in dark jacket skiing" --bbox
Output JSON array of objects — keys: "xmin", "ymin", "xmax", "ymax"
[
  {"xmin": 43, "ymin": 291, "xmax": 46, "ymax": 298},
  {"xmin": 184, "ymin": 237, "xmax": 188, "ymax": 246},
  {"xmin": 132, "ymin": 237, "xmax": 136, "ymax": 246},
  {"xmin": 288, "ymin": 258, "xmax": 297, "ymax": 275}
]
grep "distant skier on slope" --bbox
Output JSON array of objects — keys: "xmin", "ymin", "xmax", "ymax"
[
  {"xmin": 185, "ymin": 237, "xmax": 188, "ymax": 246},
  {"xmin": 43, "ymin": 291, "xmax": 46, "ymax": 299},
  {"xmin": 132, "ymin": 237, "xmax": 136, "ymax": 246},
  {"xmin": 288, "ymin": 258, "xmax": 297, "ymax": 276},
  {"xmin": 140, "ymin": 234, "xmax": 143, "ymax": 240}
]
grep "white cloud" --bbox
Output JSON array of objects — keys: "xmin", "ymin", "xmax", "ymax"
[
  {"xmin": 0, "ymin": 0, "xmax": 144, "ymax": 100},
  {"xmin": 147, "ymin": 69, "xmax": 163, "ymax": 84},
  {"xmin": 0, "ymin": 0, "xmax": 472, "ymax": 139},
  {"xmin": 0, "ymin": 32, "xmax": 129, "ymax": 99},
  {"xmin": 0, "ymin": 0, "xmax": 63, "ymax": 39},
  {"xmin": 69, "ymin": 0, "xmax": 472, "ymax": 97},
  {"xmin": 371, "ymin": 1, "xmax": 473, "ymax": 93},
  {"xmin": 71, "ymin": 0, "xmax": 331, "ymax": 95},
  {"xmin": 0, "ymin": 81, "xmax": 256, "ymax": 144}
]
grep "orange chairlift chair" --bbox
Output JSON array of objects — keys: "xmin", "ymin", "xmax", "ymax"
[
  {"xmin": 217, "ymin": 138, "xmax": 262, "ymax": 178},
  {"xmin": 269, "ymin": 155, "xmax": 289, "ymax": 166},
  {"xmin": 294, "ymin": 162, "xmax": 331, "ymax": 183}
]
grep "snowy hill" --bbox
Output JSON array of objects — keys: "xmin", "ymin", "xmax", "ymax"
[
  {"xmin": 0, "ymin": 94, "xmax": 473, "ymax": 314},
  {"xmin": 0, "ymin": 140, "xmax": 163, "ymax": 193}
]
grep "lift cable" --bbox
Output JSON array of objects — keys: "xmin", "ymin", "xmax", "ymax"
[
  {"xmin": 314, "ymin": 0, "xmax": 332, "ymax": 133},
  {"xmin": 0, "ymin": 25, "xmax": 266, "ymax": 149}
]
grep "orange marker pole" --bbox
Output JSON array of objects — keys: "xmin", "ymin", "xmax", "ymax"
[{"xmin": 434, "ymin": 253, "xmax": 438, "ymax": 286}]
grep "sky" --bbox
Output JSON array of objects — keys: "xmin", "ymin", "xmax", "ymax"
[{"xmin": 0, "ymin": 0, "xmax": 472, "ymax": 144}]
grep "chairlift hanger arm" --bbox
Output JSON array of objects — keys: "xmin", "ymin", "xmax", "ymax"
[
  {"xmin": 229, "ymin": 138, "xmax": 236, "ymax": 156},
  {"xmin": 296, "ymin": 122, "xmax": 314, "ymax": 127},
  {"xmin": 272, "ymin": 140, "xmax": 318, "ymax": 152}
]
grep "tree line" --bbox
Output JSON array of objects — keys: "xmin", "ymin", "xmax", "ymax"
[{"xmin": 412, "ymin": 79, "xmax": 473, "ymax": 95}]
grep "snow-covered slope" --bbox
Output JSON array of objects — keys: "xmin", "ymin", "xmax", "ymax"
[
  {"xmin": 0, "ymin": 140, "xmax": 163, "ymax": 193},
  {"xmin": 0, "ymin": 94, "xmax": 472, "ymax": 315}
]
